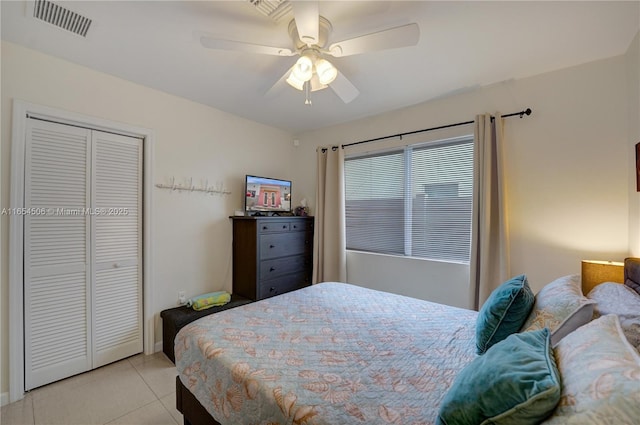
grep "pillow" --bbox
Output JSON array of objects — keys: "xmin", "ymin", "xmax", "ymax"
[
  {"xmin": 587, "ymin": 282, "xmax": 640, "ymax": 351},
  {"xmin": 475, "ymin": 274, "xmax": 534, "ymax": 354},
  {"xmin": 520, "ymin": 275, "xmax": 595, "ymax": 346},
  {"xmin": 541, "ymin": 315, "xmax": 640, "ymax": 424},
  {"xmin": 437, "ymin": 328, "xmax": 560, "ymax": 425}
]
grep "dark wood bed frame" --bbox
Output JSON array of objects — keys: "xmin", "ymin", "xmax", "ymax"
[
  {"xmin": 175, "ymin": 257, "xmax": 640, "ymax": 425},
  {"xmin": 176, "ymin": 376, "xmax": 220, "ymax": 425}
]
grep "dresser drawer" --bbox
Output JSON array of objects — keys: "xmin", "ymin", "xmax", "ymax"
[
  {"xmin": 260, "ymin": 255, "xmax": 306, "ymax": 280},
  {"xmin": 260, "ymin": 233, "xmax": 307, "ymax": 259},
  {"xmin": 259, "ymin": 221, "xmax": 290, "ymax": 233},
  {"xmin": 290, "ymin": 220, "xmax": 313, "ymax": 232},
  {"xmin": 258, "ymin": 271, "xmax": 310, "ymax": 299}
]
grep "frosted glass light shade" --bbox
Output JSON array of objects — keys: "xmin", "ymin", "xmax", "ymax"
[
  {"xmin": 292, "ymin": 55, "xmax": 313, "ymax": 82},
  {"xmin": 315, "ymin": 58, "xmax": 337, "ymax": 85},
  {"xmin": 286, "ymin": 71, "xmax": 305, "ymax": 90}
]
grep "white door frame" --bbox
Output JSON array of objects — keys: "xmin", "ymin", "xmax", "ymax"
[{"xmin": 9, "ymin": 99, "xmax": 155, "ymax": 402}]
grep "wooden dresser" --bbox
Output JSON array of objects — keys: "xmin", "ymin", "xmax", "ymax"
[{"xmin": 231, "ymin": 216, "xmax": 314, "ymax": 300}]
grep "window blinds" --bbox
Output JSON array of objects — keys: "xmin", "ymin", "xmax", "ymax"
[{"xmin": 344, "ymin": 136, "xmax": 474, "ymax": 263}]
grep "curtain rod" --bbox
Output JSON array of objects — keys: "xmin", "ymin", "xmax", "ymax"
[{"xmin": 340, "ymin": 108, "xmax": 532, "ymax": 149}]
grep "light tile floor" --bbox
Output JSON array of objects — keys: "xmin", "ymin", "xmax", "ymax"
[{"xmin": 1, "ymin": 352, "xmax": 182, "ymax": 425}]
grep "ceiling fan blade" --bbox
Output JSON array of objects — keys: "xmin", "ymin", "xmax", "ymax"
[
  {"xmin": 329, "ymin": 71, "xmax": 359, "ymax": 103},
  {"xmin": 264, "ymin": 67, "xmax": 293, "ymax": 98},
  {"xmin": 328, "ymin": 23, "xmax": 419, "ymax": 58},
  {"xmin": 291, "ymin": 1, "xmax": 319, "ymax": 45},
  {"xmin": 200, "ymin": 35, "xmax": 294, "ymax": 56}
]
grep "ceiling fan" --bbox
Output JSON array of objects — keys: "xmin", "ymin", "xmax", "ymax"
[{"xmin": 199, "ymin": 1, "xmax": 420, "ymax": 104}]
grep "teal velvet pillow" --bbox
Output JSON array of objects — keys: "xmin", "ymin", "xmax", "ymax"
[
  {"xmin": 476, "ymin": 274, "xmax": 534, "ymax": 354},
  {"xmin": 437, "ymin": 328, "xmax": 561, "ymax": 425}
]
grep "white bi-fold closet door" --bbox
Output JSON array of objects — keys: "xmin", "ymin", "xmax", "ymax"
[{"xmin": 24, "ymin": 118, "xmax": 143, "ymax": 390}]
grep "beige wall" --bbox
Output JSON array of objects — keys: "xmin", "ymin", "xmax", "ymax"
[
  {"xmin": 2, "ymin": 30, "xmax": 638, "ymax": 398},
  {"xmin": 0, "ymin": 41, "xmax": 295, "ymax": 396},
  {"xmin": 293, "ymin": 52, "xmax": 632, "ymax": 304}
]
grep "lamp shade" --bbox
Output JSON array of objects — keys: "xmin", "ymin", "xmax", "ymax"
[
  {"xmin": 286, "ymin": 71, "xmax": 305, "ymax": 90},
  {"xmin": 315, "ymin": 58, "xmax": 337, "ymax": 85},
  {"xmin": 581, "ymin": 260, "xmax": 624, "ymax": 295},
  {"xmin": 292, "ymin": 55, "xmax": 313, "ymax": 82}
]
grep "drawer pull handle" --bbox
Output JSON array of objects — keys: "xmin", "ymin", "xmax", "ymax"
[
  {"xmin": 270, "ymin": 286, "xmax": 276, "ymax": 292},
  {"xmin": 283, "ymin": 225, "xmax": 287, "ymax": 229},
  {"xmin": 270, "ymin": 244, "xmax": 275, "ymax": 248},
  {"xmin": 263, "ymin": 226, "xmax": 268, "ymax": 230},
  {"xmin": 270, "ymin": 267, "xmax": 275, "ymax": 272}
]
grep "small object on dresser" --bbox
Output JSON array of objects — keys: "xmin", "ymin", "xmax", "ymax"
[
  {"xmin": 186, "ymin": 291, "xmax": 231, "ymax": 310},
  {"xmin": 294, "ymin": 206, "xmax": 308, "ymax": 216}
]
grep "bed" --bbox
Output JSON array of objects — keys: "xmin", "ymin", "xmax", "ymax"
[{"xmin": 175, "ymin": 258, "xmax": 640, "ymax": 425}]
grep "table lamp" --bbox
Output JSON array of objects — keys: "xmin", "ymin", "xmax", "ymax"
[{"xmin": 581, "ymin": 260, "xmax": 624, "ymax": 295}]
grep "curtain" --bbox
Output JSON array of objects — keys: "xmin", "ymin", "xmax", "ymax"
[
  {"xmin": 313, "ymin": 146, "xmax": 347, "ymax": 283},
  {"xmin": 470, "ymin": 113, "xmax": 511, "ymax": 309}
]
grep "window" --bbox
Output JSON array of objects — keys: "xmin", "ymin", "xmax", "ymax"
[{"xmin": 344, "ymin": 136, "xmax": 474, "ymax": 263}]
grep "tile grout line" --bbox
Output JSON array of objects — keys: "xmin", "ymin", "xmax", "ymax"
[
  {"xmin": 99, "ymin": 357, "xmax": 161, "ymax": 425},
  {"xmin": 102, "ymin": 399, "xmax": 159, "ymax": 425},
  {"xmin": 117, "ymin": 356, "xmax": 180, "ymax": 425}
]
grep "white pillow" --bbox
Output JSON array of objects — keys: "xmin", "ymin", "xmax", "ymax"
[
  {"xmin": 588, "ymin": 282, "xmax": 640, "ymax": 351},
  {"xmin": 520, "ymin": 275, "xmax": 595, "ymax": 346},
  {"xmin": 541, "ymin": 315, "xmax": 640, "ymax": 424}
]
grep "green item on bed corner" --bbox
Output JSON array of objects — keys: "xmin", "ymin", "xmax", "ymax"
[{"xmin": 187, "ymin": 291, "xmax": 231, "ymax": 311}]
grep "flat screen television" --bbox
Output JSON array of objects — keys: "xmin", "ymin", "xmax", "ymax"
[{"xmin": 244, "ymin": 175, "xmax": 292, "ymax": 215}]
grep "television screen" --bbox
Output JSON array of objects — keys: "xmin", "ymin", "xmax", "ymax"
[{"xmin": 245, "ymin": 175, "xmax": 291, "ymax": 213}]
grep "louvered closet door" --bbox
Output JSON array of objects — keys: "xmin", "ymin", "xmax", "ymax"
[
  {"xmin": 24, "ymin": 119, "xmax": 92, "ymax": 390},
  {"xmin": 91, "ymin": 131, "xmax": 142, "ymax": 367}
]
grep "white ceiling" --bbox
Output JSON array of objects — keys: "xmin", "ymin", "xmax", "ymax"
[{"xmin": 2, "ymin": 1, "xmax": 639, "ymax": 132}]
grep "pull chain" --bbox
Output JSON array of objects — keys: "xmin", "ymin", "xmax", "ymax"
[{"xmin": 304, "ymin": 81, "xmax": 312, "ymax": 106}]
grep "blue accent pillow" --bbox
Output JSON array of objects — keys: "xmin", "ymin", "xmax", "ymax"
[
  {"xmin": 476, "ymin": 274, "xmax": 534, "ymax": 354},
  {"xmin": 437, "ymin": 328, "xmax": 561, "ymax": 425}
]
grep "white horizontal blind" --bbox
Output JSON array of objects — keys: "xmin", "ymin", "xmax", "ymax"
[
  {"xmin": 345, "ymin": 136, "xmax": 474, "ymax": 263},
  {"xmin": 24, "ymin": 119, "xmax": 92, "ymax": 390},
  {"xmin": 344, "ymin": 150, "xmax": 405, "ymax": 255}
]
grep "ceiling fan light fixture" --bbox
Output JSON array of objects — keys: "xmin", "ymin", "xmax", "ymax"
[
  {"xmin": 292, "ymin": 55, "xmax": 313, "ymax": 81},
  {"xmin": 315, "ymin": 58, "xmax": 337, "ymax": 85},
  {"xmin": 309, "ymin": 73, "xmax": 327, "ymax": 92},
  {"xmin": 286, "ymin": 71, "xmax": 305, "ymax": 90}
]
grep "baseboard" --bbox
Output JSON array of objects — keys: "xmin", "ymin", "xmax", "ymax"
[
  {"xmin": 1, "ymin": 392, "xmax": 9, "ymax": 407},
  {"xmin": 154, "ymin": 341, "xmax": 163, "ymax": 353}
]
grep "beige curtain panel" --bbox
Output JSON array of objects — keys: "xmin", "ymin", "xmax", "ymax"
[
  {"xmin": 470, "ymin": 113, "xmax": 511, "ymax": 309},
  {"xmin": 313, "ymin": 146, "xmax": 347, "ymax": 283}
]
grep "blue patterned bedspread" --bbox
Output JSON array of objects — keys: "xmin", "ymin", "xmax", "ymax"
[{"xmin": 175, "ymin": 282, "xmax": 477, "ymax": 425}]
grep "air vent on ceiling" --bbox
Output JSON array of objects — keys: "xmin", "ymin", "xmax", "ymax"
[
  {"xmin": 33, "ymin": 0, "xmax": 92, "ymax": 37},
  {"xmin": 247, "ymin": 0, "xmax": 292, "ymax": 22}
]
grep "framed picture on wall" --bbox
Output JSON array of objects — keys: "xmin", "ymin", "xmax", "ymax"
[{"xmin": 637, "ymin": 142, "xmax": 640, "ymax": 192}]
